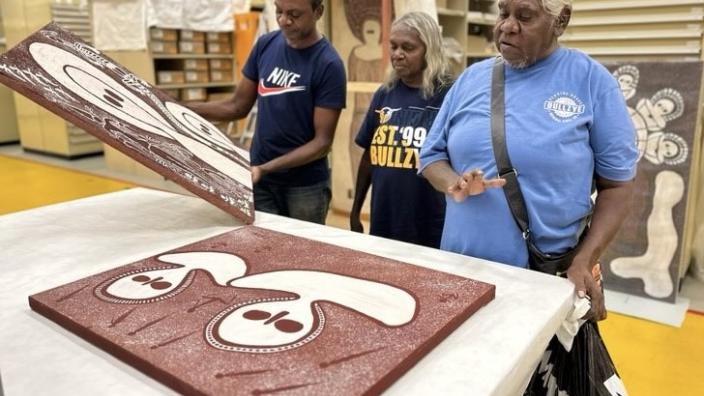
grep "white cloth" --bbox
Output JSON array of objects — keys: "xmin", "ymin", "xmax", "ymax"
[
  {"xmin": 0, "ymin": 188, "xmax": 575, "ymax": 396},
  {"xmin": 232, "ymin": 0, "xmax": 251, "ymax": 14},
  {"xmin": 147, "ymin": 0, "xmax": 234, "ymax": 32},
  {"xmin": 556, "ymin": 295, "xmax": 591, "ymax": 351},
  {"xmin": 92, "ymin": 0, "xmax": 147, "ymax": 50},
  {"xmin": 261, "ymin": 0, "xmax": 279, "ymax": 33}
]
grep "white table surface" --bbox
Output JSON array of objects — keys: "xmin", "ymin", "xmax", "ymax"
[{"xmin": 0, "ymin": 188, "xmax": 575, "ymax": 396}]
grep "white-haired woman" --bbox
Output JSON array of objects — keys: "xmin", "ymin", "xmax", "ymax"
[
  {"xmin": 350, "ymin": 11, "xmax": 452, "ymax": 248},
  {"xmin": 421, "ymin": 0, "xmax": 637, "ymax": 321}
]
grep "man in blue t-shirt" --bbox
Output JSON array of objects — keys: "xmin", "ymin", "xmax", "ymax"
[{"xmin": 188, "ymin": 0, "xmax": 346, "ymax": 224}]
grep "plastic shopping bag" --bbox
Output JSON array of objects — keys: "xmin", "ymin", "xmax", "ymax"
[{"xmin": 524, "ymin": 321, "xmax": 628, "ymax": 396}]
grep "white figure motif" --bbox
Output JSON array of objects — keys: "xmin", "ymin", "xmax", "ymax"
[
  {"xmin": 610, "ymin": 170, "xmax": 684, "ymax": 298},
  {"xmin": 613, "ymin": 65, "xmax": 638, "ymax": 101},
  {"xmin": 613, "ymin": 65, "xmax": 687, "ymax": 164},
  {"xmin": 95, "ymin": 252, "xmax": 247, "ymax": 303},
  {"xmin": 94, "ymin": 252, "xmax": 418, "ymax": 352},
  {"xmin": 206, "ymin": 270, "xmax": 417, "ymax": 353},
  {"xmin": 27, "ymin": 42, "xmax": 252, "ymax": 191},
  {"xmin": 641, "ymin": 131, "xmax": 688, "ymax": 166}
]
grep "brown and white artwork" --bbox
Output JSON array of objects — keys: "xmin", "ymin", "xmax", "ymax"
[
  {"xmin": 344, "ymin": 0, "xmax": 384, "ymax": 182},
  {"xmin": 602, "ymin": 61, "xmax": 703, "ymax": 302},
  {"xmin": 0, "ymin": 23, "xmax": 254, "ymax": 223},
  {"xmin": 29, "ymin": 226, "xmax": 495, "ymax": 395},
  {"xmin": 330, "ymin": 0, "xmax": 386, "ymax": 212}
]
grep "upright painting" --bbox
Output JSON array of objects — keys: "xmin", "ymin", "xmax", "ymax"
[
  {"xmin": 330, "ymin": 0, "xmax": 386, "ymax": 213},
  {"xmin": 602, "ymin": 61, "xmax": 703, "ymax": 302},
  {"xmin": 0, "ymin": 23, "xmax": 254, "ymax": 223}
]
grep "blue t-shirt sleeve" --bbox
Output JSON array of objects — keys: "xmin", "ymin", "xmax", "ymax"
[
  {"xmin": 418, "ymin": 79, "xmax": 460, "ymax": 173},
  {"xmin": 354, "ymin": 89, "xmax": 383, "ymax": 149},
  {"xmin": 314, "ymin": 57, "xmax": 347, "ymax": 110},
  {"xmin": 589, "ymin": 78, "xmax": 638, "ymax": 181}
]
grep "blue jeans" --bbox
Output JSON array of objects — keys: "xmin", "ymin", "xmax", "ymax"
[{"xmin": 254, "ymin": 180, "xmax": 331, "ymax": 224}]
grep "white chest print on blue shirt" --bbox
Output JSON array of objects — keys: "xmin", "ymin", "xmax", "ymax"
[
  {"xmin": 544, "ymin": 91, "xmax": 585, "ymax": 123},
  {"xmin": 258, "ymin": 66, "xmax": 306, "ymax": 97}
]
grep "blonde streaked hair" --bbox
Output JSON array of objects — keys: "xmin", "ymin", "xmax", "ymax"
[
  {"xmin": 542, "ymin": 0, "xmax": 572, "ymax": 17},
  {"xmin": 383, "ymin": 11, "xmax": 452, "ymax": 99}
]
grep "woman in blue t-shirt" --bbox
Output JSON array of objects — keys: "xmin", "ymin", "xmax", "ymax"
[{"xmin": 350, "ymin": 11, "xmax": 452, "ymax": 248}]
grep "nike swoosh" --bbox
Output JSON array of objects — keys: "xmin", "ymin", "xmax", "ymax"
[{"xmin": 258, "ymin": 80, "xmax": 306, "ymax": 96}]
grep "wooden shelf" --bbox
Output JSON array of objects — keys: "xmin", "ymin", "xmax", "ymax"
[
  {"xmin": 347, "ymin": 81, "xmax": 381, "ymax": 93},
  {"xmin": 153, "ymin": 54, "xmax": 233, "ymax": 60},
  {"xmin": 467, "ymin": 12, "xmax": 496, "ymax": 26},
  {"xmin": 573, "ymin": 0, "xmax": 704, "ymax": 12},
  {"xmin": 570, "ymin": 12, "xmax": 704, "ymax": 26},
  {"xmin": 437, "ymin": 8, "xmax": 466, "ymax": 18},
  {"xmin": 156, "ymin": 82, "xmax": 236, "ymax": 89},
  {"xmin": 577, "ymin": 45, "xmax": 700, "ymax": 56},
  {"xmin": 561, "ymin": 29, "xmax": 702, "ymax": 42}
]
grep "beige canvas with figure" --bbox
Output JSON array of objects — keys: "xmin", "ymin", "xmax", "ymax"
[{"xmin": 330, "ymin": 0, "xmax": 386, "ymax": 215}]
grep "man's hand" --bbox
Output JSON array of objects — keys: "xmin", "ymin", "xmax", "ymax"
[
  {"xmin": 251, "ymin": 165, "xmax": 263, "ymax": 185},
  {"xmin": 567, "ymin": 258, "xmax": 606, "ymax": 321},
  {"xmin": 447, "ymin": 169, "xmax": 506, "ymax": 202}
]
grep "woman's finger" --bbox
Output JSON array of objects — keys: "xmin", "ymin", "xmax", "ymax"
[{"xmin": 483, "ymin": 178, "xmax": 507, "ymax": 189}]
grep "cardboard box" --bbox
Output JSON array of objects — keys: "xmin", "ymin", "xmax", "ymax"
[
  {"xmin": 208, "ymin": 59, "xmax": 233, "ymax": 70},
  {"xmin": 178, "ymin": 41, "xmax": 205, "ymax": 54},
  {"xmin": 206, "ymin": 41, "xmax": 232, "ymax": 54},
  {"xmin": 180, "ymin": 87, "xmax": 207, "ymax": 101},
  {"xmin": 151, "ymin": 40, "xmax": 178, "ymax": 54},
  {"xmin": 184, "ymin": 70, "xmax": 209, "ymax": 83},
  {"xmin": 156, "ymin": 71, "xmax": 185, "ymax": 85},
  {"xmin": 150, "ymin": 28, "xmax": 178, "ymax": 41},
  {"xmin": 206, "ymin": 31, "xmax": 231, "ymax": 43},
  {"xmin": 179, "ymin": 30, "xmax": 205, "ymax": 42},
  {"xmin": 183, "ymin": 59, "xmax": 209, "ymax": 71},
  {"xmin": 210, "ymin": 70, "xmax": 233, "ymax": 83}
]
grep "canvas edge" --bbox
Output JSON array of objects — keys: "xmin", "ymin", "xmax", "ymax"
[
  {"xmin": 27, "ymin": 294, "xmax": 207, "ymax": 396},
  {"xmin": 363, "ymin": 284, "xmax": 496, "ymax": 396}
]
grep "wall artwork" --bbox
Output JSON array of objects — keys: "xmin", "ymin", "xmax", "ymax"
[
  {"xmin": 0, "ymin": 23, "xmax": 254, "ymax": 224},
  {"xmin": 602, "ymin": 61, "xmax": 703, "ymax": 302},
  {"xmin": 330, "ymin": 0, "xmax": 386, "ymax": 213},
  {"xmin": 29, "ymin": 226, "xmax": 495, "ymax": 395}
]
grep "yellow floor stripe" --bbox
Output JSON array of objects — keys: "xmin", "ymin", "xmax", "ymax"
[
  {"xmin": 2, "ymin": 153, "xmax": 703, "ymax": 395},
  {"xmin": 601, "ymin": 311, "xmax": 704, "ymax": 395},
  {"xmin": 0, "ymin": 154, "xmax": 134, "ymax": 215}
]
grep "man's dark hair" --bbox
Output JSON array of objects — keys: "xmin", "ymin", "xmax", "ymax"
[{"xmin": 311, "ymin": 0, "xmax": 323, "ymax": 10}]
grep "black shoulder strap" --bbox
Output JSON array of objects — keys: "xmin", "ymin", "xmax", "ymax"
[{"xmin": 490, "ymin": 57, "xmax": 531, "ymax": 240}]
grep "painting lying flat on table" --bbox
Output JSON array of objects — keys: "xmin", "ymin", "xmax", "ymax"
[
  {"xmin": 602, "ymin": 61, "xmax": 703, "ymax": 302},
  {"xmin": 29, "ymin": 226, "xmax": 495, "ymax": 395},
  {"xmin": 0, "ymin": 23, "xmax": 254, "ymax": 223}
]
